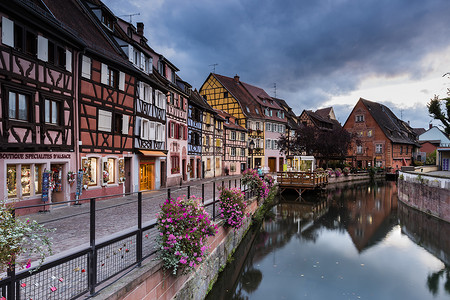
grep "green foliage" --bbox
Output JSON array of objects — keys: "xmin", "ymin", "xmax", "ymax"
[
  {"xmin": 425, "ymin": 150, "xmax": 437, "ymax": 165},
  {"xmin": 427, "ymin": 94, "xmax": 450, "ymax": 135},
  {"xmin": 156, "ymin": 196, "xmax": 218, "ymax": 275},
  {"xmin": 0, "ymin": 202, "xmax": 53, "ymax": 271}
]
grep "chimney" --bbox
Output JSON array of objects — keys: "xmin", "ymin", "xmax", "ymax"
[
  {"xmin": 137, "ymin": 22, "xmax": 144, "ymax": 35},
  {"xmin": 429, "ymin": 123, "xmax": 433, "ymax": 129},
  {"xmin": 234, "ymin": 74, "xmax": 240, "ymax": 83}
]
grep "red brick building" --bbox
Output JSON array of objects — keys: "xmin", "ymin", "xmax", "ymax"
[{"xmin": 343, "ymin": 98, "xmax": 420, "ymax": 171}]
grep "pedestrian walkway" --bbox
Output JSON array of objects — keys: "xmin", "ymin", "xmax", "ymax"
[{"xmin": 16, "ymin": 175, "xmax": 243, "ymax": 266}]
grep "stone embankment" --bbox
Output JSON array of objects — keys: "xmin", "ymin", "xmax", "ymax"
[{"xmin": 397, "ymin": 171, "xmax": 450, "ymax": 223}]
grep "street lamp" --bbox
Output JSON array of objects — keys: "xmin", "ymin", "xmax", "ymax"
[{"xmin": 249, "ymin": 140, "xmax": 255, "ymax": 169}]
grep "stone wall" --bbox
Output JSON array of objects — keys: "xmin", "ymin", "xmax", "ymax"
[
  {"xmin": 93, "ymin": 197, "xmax": 259, "ymax": 300},
  {"xmin": 397, "ymin": 173, "xmax": 450, "ymax": 223}
]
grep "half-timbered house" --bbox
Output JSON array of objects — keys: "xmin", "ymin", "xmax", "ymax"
[
  {"xmin": 202, "ymin": 108, "xmax": 216, "ymax": 178},
  {"xmin": 0, "ymin": 0, "xmax": 82, "ymax": 207},
  {"xmin": 53, "ymin": 0, "xmax": 136, "ymax": 198},
  {"xmin": 104, "ymin": 17, "xmax": 168, "ymax": 192},
  {"xmin": 216, "ymin": 110, "xmax": 248, "ymax": 175},
  {"xmin": 187, "ymin": 90, "xmax": 205, "ymax": 180},
  {"xmin": 155, "ymin": 60, "xmax": 189, "ymax": 187}
]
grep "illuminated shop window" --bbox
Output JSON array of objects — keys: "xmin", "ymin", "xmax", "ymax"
[{"xmin": 7, "ymin": 165, "xmax": 17, "ymax": 198}]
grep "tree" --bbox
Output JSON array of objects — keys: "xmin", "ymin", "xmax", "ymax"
[
  {"xmin": 428, "ymin": 94, "xmax": 450, "ymax": 135},
  {"xmin": 277, "ymin": 126, "xmax": 354, "ymax": 166}
]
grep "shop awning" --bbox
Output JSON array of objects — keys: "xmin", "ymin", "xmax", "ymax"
[{"xmin": 139, "ymin": 150, "xmax": 167, "ymax": 157}]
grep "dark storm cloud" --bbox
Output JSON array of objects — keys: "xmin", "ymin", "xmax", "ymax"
[{"xmin": 104, "ymin": 0, "xmax": 450, "ymax": 117}]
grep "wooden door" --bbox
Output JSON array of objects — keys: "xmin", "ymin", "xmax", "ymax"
[
  {"xmin": 268, "ymin": 158, "xmax": 276, "ymax": 173},
  {"xmin": 139, "ymin": 163, "xmax": 154, "ymax": 190}
]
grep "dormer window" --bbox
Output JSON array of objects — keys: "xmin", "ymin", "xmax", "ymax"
[
  {"xmin": 356, "ymin": 115, "xmax": 364, "ymax": 122},
  {"xmin": 101, "ymin": 12, "xmax": 114, "ymax": 30}
]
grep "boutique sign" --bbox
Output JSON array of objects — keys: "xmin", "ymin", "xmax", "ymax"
[{"xmin": 0, "ymin": 153, "xmax": 72, "ymax": 159}]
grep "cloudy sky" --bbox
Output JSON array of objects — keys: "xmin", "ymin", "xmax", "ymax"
[{"xmin": 103, "ymin": 0, "xmax": 450, "ymax": 129}]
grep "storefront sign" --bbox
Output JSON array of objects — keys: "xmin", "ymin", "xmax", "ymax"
[
  {"xmin": 42, "ymin": 171, "xmax": 50, "ymax": 202},
  {"xmin": 0, "ymin": 153, "xmax": 71, "ymax": 159}
]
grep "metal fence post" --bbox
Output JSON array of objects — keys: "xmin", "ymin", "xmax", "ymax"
[
  {"xmin": 88, "ymin": 198, "xmax": 97, "ymax": 295},
  {"xmin": 202, "ymin": 184, "xmax": 205, "ymax": 205},
  {"xmin": 187, "ymin": 186, "xmax": 191, "ymax": 199},
  {"xmin": 229, "ymin": 180, "xmax": 231, "ymax": 189},
  {"xmin": 213, "ymin": 181, "xmax": 216, "ymax": 219},
  {"xmin": 167, "ymin": 188, "xmax": 171, "ymax": 200},
  {"xmin": 137, "ymin": 192, "xmax": 143, "ymax": 266}
]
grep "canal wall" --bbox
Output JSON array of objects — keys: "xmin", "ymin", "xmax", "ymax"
[
  {"xmin": 93, "ymin": 196, "xmax": 259, "ymax": 300},
  {"xmin": 397, "ymin": 171, "xmax": 450, "ymax": 223},
  {"xmin": 327, "ymin": 172, "xmax": 384, "ymax": 184}
]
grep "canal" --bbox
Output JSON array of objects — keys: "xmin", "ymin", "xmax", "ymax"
[{"xmin": 206, "ymin": 180, "xmax": 450, "ymax": 300}]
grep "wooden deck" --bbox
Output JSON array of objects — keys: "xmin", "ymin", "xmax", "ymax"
[{"xmin": 277, "ymin": 171, "xmax": 328, "ymax": 200}]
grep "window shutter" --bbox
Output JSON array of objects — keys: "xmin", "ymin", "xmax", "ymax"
[
  {"xmin": 122, "ymin": 114, "xmax": 129, "ymax": 135},
  {"xmin": 148, "ymin": 86, "xmax": 153, "ymax": 104},
  {"xmin": 2, "ymin": 17, "xmax": 14, "ymax": 47},
  {"xmin": 141, "ymin": 119, "xmax": 149, "ymax": 140},
  {"xmin": 139, "ymin": 82, "xmax": 144, "ymax": 100},
  {"xmin": 184, "ymin": 126, "xmax": 188, "ymax": 140},
  {"xmin": 128, "ymin": 44, "xmax": 134, "ymax": 64},
  {"xmin": 101, "ymin": 63, "xmax": 108, "ymax": 84},
  {"xmin": 135, "ymin": 117, "xmax": 141, "ymax": 135},
  {"xmin": 161, "ymin": 125, "xmax": 165, "ymax": 142},
  {"xmin": 148, "ymin": 57, "xmax": 153, "ymax": 74},
  {"xmin": 81, "ymin": 55, "xmax": 91, "ymax": 79},
  {"xmin": 65, "ymin": 50, "xmax": 72, "ymax": 72},
  {"xmin": 98, "ymin": 110, "xmax": 112, "ymax": 132},
  {"xmin": 119, "ymin": 71, "xmax": 125, "ymax": 91},
  {"xmin": 161, "ymin": 92, "xmax": 166, "ymax": 110},
  {"xmin": 140, "ymin": 52, "xmax": 145, "ymax": 70},
  {"xmin": 37, "ymin": 36, "xmax": 48, "ymax": 62},
  {"xmin": 149, "ymin": 122, "xmax": 156, "ymax": 140}
]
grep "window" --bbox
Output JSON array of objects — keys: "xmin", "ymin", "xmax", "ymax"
[
  {"xmin": 7, "ymin": 165, "xmax": 17, "ymax": 198},
  {"xmin": 266, "ymin": 139, "xmax": 271, "ymax": 149},
  {"xmin": 255, "ymin": 108, "xmax": 259, "ymax": 114},
  {"xmin": 266, "ymin": 123, "xmax": 271, "ymax": 131},
  {"xmin": 406, "ymin": 146, "xmax": 409, "ymax": 154},
  {"xmin": 103, "ymin": 158, "xmax": 115, "ymax": 184},
  {"xmin": 356, "ymin": 115, "xmax": 364, "ymax": 122},
  {"xmin": 241, "ymin": 148, "xmax": 246, "ymax": 157},
  {"xmin": 98, "ymin": 110, "xmax": 112, "ymax": 132},
  {"xmin": 44, "ymin": 99, "xmax": 60, "ymax": 125},
  {"xmin": 216, "ymin": 138, "xmax": 221, "ymax": 147},
  {"xmin": 375, "ymin": 144, "xmax": 383, "ymax": 154},
  {"xmin": 87, "ymin": 157, "xmax": 98, "ymax": 185},
  {"xmin": 114, "ymin": 113, "xmax": 123, "ymax": 134},
  {"xmin": 139, "ymin": 82, "xmax": 152, "ymax": 103},
  {"xmin": 375, "ymin": 161, "xmax": 383, "ymax": 168},
  {"xmin": 400, "ymin": 146, "xmax": 403, "ymax": 154},
  {"xmin": 107, "ymin": 68, "xmax": 118, "ymax": 88},
  {"xmin": 34, "ymin": 165, "xmax": 42, "ymax": 194},
  {"xmin": 272, "ymin": 140, "xmax": 277, "ymax": 150},
  {"xmin": 141, "ymin": 119, "xmax": 149, "ymax": 140},
  {"xmin": 170, "ymin": 122, "xmax": 175, "ymax": 138},
  {"xmin": 256, "ymin": 139, "xmax": 260, "ymax": 148},
  {"xmin": 224, "ymin": 92, "xmax": 228, "ymax": 98},
  {"xmin": 207, "ymin": 158, "xmax": 211, "ymax": 171},
  {"xmin": 216, "ymin": 158, "xmax": 220, "ymax": 169},
  {"xmin": 357, "ymin": 131, "xmax": 363, "ymax": 137},
  {"xmin": 256, "ymin": 122, "xmax": 260, "ymax": 130},
  {"xmin": 9, "ymin": 91, "xmax": 30, "ymax": 121},
  {"xmin": 231, "ymin": 147, "xmax": 236, "ymax": 156},
  {"xmin": 367, "ymin": 130, "xmax": 373, "ymax": 137},
  {"xmin": 81, "ymin": 55, "xmax": 91, "ymax": 79},
  {"xmin": 171, "ymin": 156, "xmax": 180, "ymax": 173},
  {"xmin": 230, "ymin": 131, "xmax": 236, "ymax": 140},
  {"xmin": 357, "ymin": 145, "xmax": 363, "ymax": 154},
  {"xmin": 241, "ymin": 132, "xmax": 245, "ymax": 141}
]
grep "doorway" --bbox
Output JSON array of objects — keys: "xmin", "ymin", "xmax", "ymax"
[
  {"xmin": 50, "ymin": 163, "xmax": 65, "ymax": 202},
  {"xmin": 182, "ymin": 159, "xmax": 187, "ymax": 181},
  {"xmin": 160, "ymin": 160, "xmax": 166, "ymax": 187},
  {"xmin": 268, "ymin": 157, "xmax": 276, "ymax": 173},
  {"xmin": 124, "ymin": 157, "xmax": 131, "ymax": 194},
  {"xmin": 139, "ymin": 163, "xmax": 154, "ymax": 191},
  {"xmin": 190, "ymin": 158, "xmax": 195, "ymax": 178}
]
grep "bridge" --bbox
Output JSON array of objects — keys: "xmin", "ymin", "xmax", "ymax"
[{"xmin": 276, "ymin": 171, "xmax": 328, "ymax": 201}]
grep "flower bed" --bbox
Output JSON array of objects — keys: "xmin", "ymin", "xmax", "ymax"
[
  {"xmin": 218, "ymin": 187, "xmax": 248, "ymax": 230},
  {"xmin": 156, "ymin": 196, "xmax": 218, "ymax": 275}
]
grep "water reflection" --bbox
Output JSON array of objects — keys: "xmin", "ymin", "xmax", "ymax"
[{"xmin": 207, "ymin": 181, "xmax": 450, "ymax": 300}]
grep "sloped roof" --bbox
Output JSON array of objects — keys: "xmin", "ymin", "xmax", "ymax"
[
  {"xmin": 302, "ymin": 109, "xmax": 341, "ymax": 130},
  {"xmin": 212, "ymin": 74, "xmax": 264, "ymax": 119},
  {"xmin": 42, "ymin": 0, "xmax": 131, "ymax": 67},
  {"xmin": 419, "ymin": 126, "xmax": 450, "ymax": 144},
  {"xmin": 413, "ymin": 128, "xmax": 426, "ymax": 136},
  {"xmin": 190, "ymin": 89, "xmax": 215, "ymax": 114},
  {"xmin": 272, "ymin": 97, "xmax": 301, "ymax": 130},
  {"xmin": 215, "ymin": 109, "xmax": 247, "ymax": 131},
  {"xmin": 360, "ymin": 98, "xmax": 419, "ymax": 145}
]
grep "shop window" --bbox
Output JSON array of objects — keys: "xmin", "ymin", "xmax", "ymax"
[
  {"xmin": 9, "ymin": 91, "xmax": 30, "ymax": 121},
  {"xmin": 7, "ymin": 165, "xmax": 17, "ymax": 198},
  {"xmin": 87, "ymin": 157, "xmax": 98, "ymax": 185},
  {"xmin": 230, "ymin": 164, "xmax": 236, "ymax": 172},
  {"xmin": 103, "ymin": 158, "xmax": 115, "ymax": 184},
  {"xmin": 20, "ymin": 165, "xmax": 31, "ymax": 196},
  {"xmin": 45, "ymin": 99, "xmax": 61, "ymax": 125}
]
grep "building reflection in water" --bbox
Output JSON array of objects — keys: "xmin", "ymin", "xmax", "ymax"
[{"xmin": 206, "ymin": 180, "xmax": 450, "ymax": 299}]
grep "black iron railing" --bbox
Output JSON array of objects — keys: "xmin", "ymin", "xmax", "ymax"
[{"xmin": 0, "ymin": 178, "xmax": 254, "ymax": 300}]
